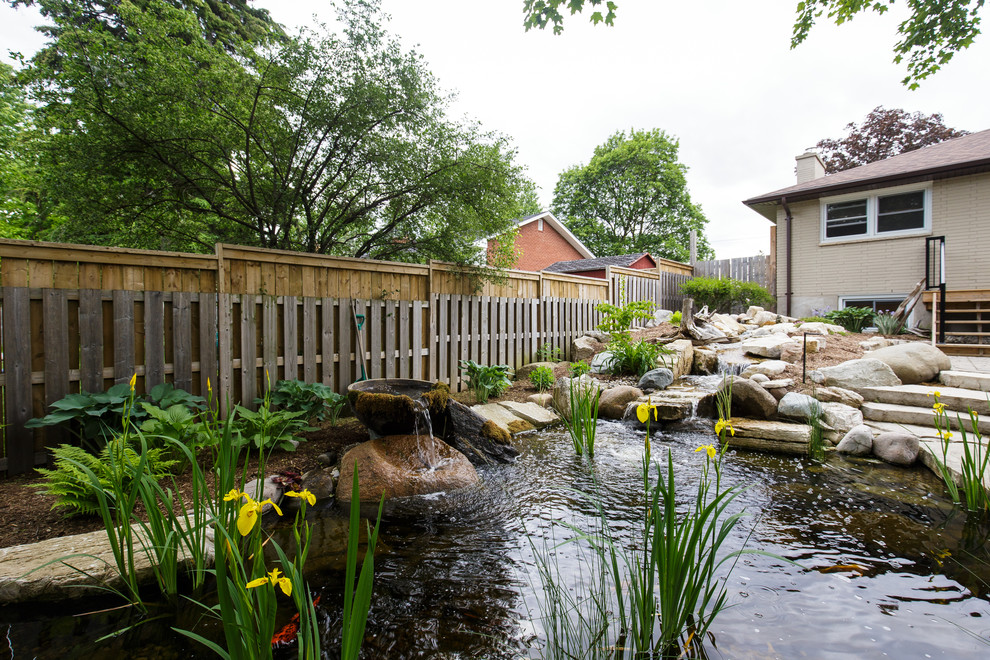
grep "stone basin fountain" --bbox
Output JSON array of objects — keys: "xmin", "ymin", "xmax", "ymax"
[{"xmin": 339, "ymin": 379, "xmax": 518, "ymax": 506}]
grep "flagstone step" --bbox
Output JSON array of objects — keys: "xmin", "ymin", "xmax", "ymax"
[
  {"xmin": 859, "ymin": 383, "xmax": 990, "ymax": 414},
  {"xmin": 939, "ymin": 370, "xmax": 990, "ymax": 393},
  {"xmin": 861, "ymin": 401, "xmax": 990, "ymax": 435}
]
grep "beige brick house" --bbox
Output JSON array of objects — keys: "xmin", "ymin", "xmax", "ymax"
[{"xmin": 744, "ymin": 129, "xmax": 990, "ymax": 347}]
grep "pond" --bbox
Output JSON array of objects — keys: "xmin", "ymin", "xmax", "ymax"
[{"xmin": 3, "ymin": 420, "xmax": 990, "ymax": 658}]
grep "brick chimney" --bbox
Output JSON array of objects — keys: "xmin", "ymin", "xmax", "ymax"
[{"xmin": 795, "ymin": 151, "xmax": 826, "ymax": 184}]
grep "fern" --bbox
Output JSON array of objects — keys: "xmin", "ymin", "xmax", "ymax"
[{"xmin": 35, "ymin": 441, "xmax": 178, "ymax": 518}]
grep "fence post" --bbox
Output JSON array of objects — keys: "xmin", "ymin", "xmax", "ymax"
[{"xmin": 215, "ymin": 243, "xmax": 232, "ymax": 419}]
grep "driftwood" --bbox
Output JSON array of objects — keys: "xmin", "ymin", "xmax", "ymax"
[
  {"xmin": 680, "ymin": 298, "xmax": 727, "ymax": 344},
  {"xmin": 890, "ymin": 276, "xmax": 925, "ymax": 333}
]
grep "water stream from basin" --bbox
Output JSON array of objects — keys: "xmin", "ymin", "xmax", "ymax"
[{"xmin": 410, "ymin": 397, "xmax": 442, "ymax": 471}]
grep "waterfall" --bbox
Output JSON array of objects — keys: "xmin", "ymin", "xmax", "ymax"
[{"xmin": 411, "ymin": 398, "xmax": 441, "ymax": 471}]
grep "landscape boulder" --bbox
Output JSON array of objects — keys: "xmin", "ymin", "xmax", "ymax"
[
  {"xmin": 515, "ymin": 361, "xmax": 558, "ymax": 381},
  {"xmin": 583, "ymin": 330, "xmax": 612, "ymax": 344},
  {"xmin": 638, "ymin": 368, "xmax": 674, "ymax": 391},
  {"xmin": 865, "ymin": 343, "xmax": 951, "ymax": 384},
  {"xmin": 740, "ymin": 335, "xmax": 797, "ymax": 359},
  {"xmin": 752, "ymin": 310, "xmax": 779, "ymax": 326},
  {"xmin": 666, "ymin": 339, "xmax": 694, "ymax": 380},
  {"xmin": 693, "ymin": 346, "xmax": 719, "ymax": 375},
  {"xmin": 653, "ymin": 309, "xmax": 674, "ymax": 324},
  {"xmin": 836, "ymin": 425, "xmax": 874, "ymax": 456},
  {"xmin": 721, "ymin": 377, "xmax": 778, "ymax": 420},
  {"xmin": 571, "ymin": 336, "xmax": 601, "ymax": 361},
  {"xmin": 820, "ymin": 402, "xmax": 864, "ymax": 433},
  {"xmin": 872, "ymin": 431, "xmax": 920, "ymax": 466},
  {"xmin": 741, "ymin": 359, "xmax": 788, "ymax": 378},
  {"xmin": 552, "ymin": 375, "xmax": 601, "ymax": 420},
  {"xmin": 810, "ymin": 358, "xmax": 902, "ymax": 389},
  {"xmin": 777, "ymin": 392, "xmax": 818, "ymax": 421},
  {"xmin": 590, "ymin": 351, "xmax": 616, "ymax": 374},
  {"xmin": 598, "ymin": 386, "xmax": 644, "ymax": 419},
  {"xmin": 813, "ymin": 386, "xmax": 864, "ymax": 408},
  {"xmin": 336, "ymin": 435, "xmax": 480, "ymax": 502}
]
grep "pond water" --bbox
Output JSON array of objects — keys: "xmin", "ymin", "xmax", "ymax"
[{"xmin": 4, "ymin": 420, "xmax": 990, "ymax": 659}]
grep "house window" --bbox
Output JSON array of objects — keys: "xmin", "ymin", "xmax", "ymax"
[
  {"xmin": 821, "ymin": 186, "xmax": 930, "ymax": 242},
  {"xmin": 840, "ymin": 296, "xmax": 903, "ymax": 314},
  {"xmin": 538, "ymin": 218, "xmax": 544, "ymax": 231}
]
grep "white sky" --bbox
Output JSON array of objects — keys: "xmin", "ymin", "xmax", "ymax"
[{"xmin": 3, "ymin": 1, "xmax": 987, "ymax": 259}]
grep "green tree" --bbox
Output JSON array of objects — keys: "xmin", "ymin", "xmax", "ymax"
[
  {"xmin": 0, "ymin": 61, "xmax": 48, "ymax": 238},
  {"xmin": 523, "ymin": 1, "xmax": 984, "ymax": 88},
  {"xmin": 791, "ymin": 0, "xmax": 984, "ymax": 88},
  {"xmin": 551, "ymin": 129, "xmax": 712, "ymax": 263},
  {"xmin": 816, "ymin": 106, "xmax": 968, "ymax": 174},
  {"xmin": 22, "ymin": 0, "xmax": 531, "ymax": 265}
]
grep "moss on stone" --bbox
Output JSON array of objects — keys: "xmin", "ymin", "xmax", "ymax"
[
  {"xmin": 480, "ymin": 419, "xmax": 511, "ymax": 445},
  {"xmin": 507, "ymin": 419, "xmax": 534, "ymax": 435},
  {"xmin": 421, "ymin": 381, "xmax": 450, "ymax": 416},
  {"xmin": 354, "ymin": 392, "xmax": 416, "ymax": 426}
]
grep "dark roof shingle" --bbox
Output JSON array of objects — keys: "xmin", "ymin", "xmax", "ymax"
[{"xmin": 544, "ymin": 253, "xmax": 652, "ymax": 273}]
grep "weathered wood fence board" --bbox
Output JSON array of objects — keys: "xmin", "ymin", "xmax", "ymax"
[{"xmin": 0, "ymin": 237, "xmax": 769, "ymax": 474}]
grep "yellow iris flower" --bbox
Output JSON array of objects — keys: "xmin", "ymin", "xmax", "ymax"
[
  {"xmin": 636, "ymin": 402, "xmax": 658, "ymax": 423},
  {"xmin": 129, "ymin": 373, "xmax": 137, "ymax": 392},
  {"xmin": 695, "ymin": 444, "xmax": 717, "ymax": 459},
  {"xmin": 285, "ymin": 489, "xmax": 316, "ymax": 506},
  {"xmin": 225, "ymin": 489, "xmax": 283, "ymax": 536},
  {"xmin": 246, "ymin": 567, "xmax": 292, "ymax": 596},
  {"xmin": 714, "ymin": 418, "xmax": 735, "ymax": 437},
  {"xmin": 933, "ymin": 402, "xmax": 945, "ymax": 414}
]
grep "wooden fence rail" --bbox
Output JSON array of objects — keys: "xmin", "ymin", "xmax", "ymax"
[{"xmin": 0, "ymin": 238, "xmax": 769, "ymax": 475}]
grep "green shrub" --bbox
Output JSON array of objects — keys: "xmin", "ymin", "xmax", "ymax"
[
  {"xmin": 825, "ymin": 306, "xmax": 875, "ymax": 333},
  {"xmin": 536, "ymin": 342, "xmax": 562, "ymax": 362},
  {"xmin": 260, "ymin": 379, "xmax": 347, "ymax": 423},
  {"xmin": 139, "ymin": 403, "xmax": 215, "ymax": 460},
  {"xmin": 596, "ymin": 300, "xmax": 655, "ymax": 341},
  {"xmin": 569, "ymin": 361, "xmax": 591, "ymax": 377},
  {"xmin": 798, "ymin": 316, "xmax": 830, "ymax": 324},
  {"xmin": 873, "ymin": 311, "xmax": 903, "ymax": 336},
  {"xmin": 607, "ymin": 339, "xmax": 670, "ymax": 377},
  {"xmin": 460, "ymin": 359, "xmax": 513, "ymax": 403},
  {"xmin": 34, "ymin": 439, "xmax": 177, "ymax": 517},
  {"xmin": 679, "ymin": 277, "xmax": 775, "ymax": 313},
  {"xmin": 231, "ymin": 401, "xmax": 313, "ymax": 451},
  {"xmin": 26, "ymin": 382, "xmax": 206, "ymax": 451},
  {"xmin": 529, "ymin": 365, "xmax": 555, "ymax": 392},
  {"xmin": 670, "ymin": 310, "xmax": 682, "ymax": 325}
]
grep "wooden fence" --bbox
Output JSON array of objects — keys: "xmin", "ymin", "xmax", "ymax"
[
  {"xmin": 0, "ymin": 239, "xmax": 773, "ymax": 475},
  {"xmin": 693, "ymin": 255, "xmax": 775, "ymax": 298},
  {"xmin": 0, "ymin": 239, "xmax": 610, "ymax": 474}
]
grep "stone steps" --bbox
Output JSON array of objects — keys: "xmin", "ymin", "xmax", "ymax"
[
  {"xmin": 939, "ymin": 370, "xmax": 990, "ymax": 393},
  {"xmin": 859, "ymin": 383, "xmax": 990, "ymax": 414},
  {"xmin": 861, "ymin": 401, "xmax": 990, "ymax": 435}
]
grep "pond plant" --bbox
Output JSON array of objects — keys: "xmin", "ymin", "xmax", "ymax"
[
  {"xmin": 565, "ymin": 377, "xmax": 600, "ymax": 457},
  {"xmin": 929, "ymin": 391, "xmax": 990, "ymax": 513},
  {"xmin": 460, "ymin": 359, "xmax": 513, "ymax": 403},
  {"xmin": 532, "ymin": 376, "xmax": 750, "ymax": 658},
  {"xmin": 32, "ymin": 375, "xmax": 380, "ymax": 659},
  {"xmin": 529, "ymin": 365, "xmax": 555, "ymax": 392}
]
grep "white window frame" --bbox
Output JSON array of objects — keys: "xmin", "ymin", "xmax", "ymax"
[
  {"xmin": 820, "ymin": 183, "xmax": 931, "ymax": 244},
  {"xmin": 838, "ymin": 294, "xmax": 905, "ymax": 312}
]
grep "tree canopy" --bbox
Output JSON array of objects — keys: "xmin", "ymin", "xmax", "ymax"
[
  {"xmin": 816, "ymin": 106, "xmax": 968, "ymax": 173},
  {"xmin": 551, "ymin": 129, "xmax": 712, "ymax": 263},
  {"xmin": 12, "ymin": 0, "xmax": 532, "ymax": 267},
  {"xmin": 522, "ymin": 1, "xmax": 984, "ymax": 87}
]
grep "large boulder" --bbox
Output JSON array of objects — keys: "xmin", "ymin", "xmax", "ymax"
[
  {"xmin": 820, "ymin": 402, "xmax": 864, "ymax": 433},
  {"xmin": 638, "ymin": 368, "xmax": 674, "ymax": 391},
  {"xmin": 810, "ymin": 358, "xmax": 902, "ymax": 389},
  {"xmin": 472, "ymin": 403, "xmax": 536, "ymax": 435},
  {"xmin": 336, "ymin": 435, "xmax": 480, "ymax": 502},
  {"xmin": 571, "ymin": 336, "xmax": 601, "ymax": 362},
  {"xmin": 720, "ymin": 377, "xmax": 778, "ymax": 420},
  {"xmin": 740, "ymin": 335, "xmax": 797, "ymax": 359},
  {"xmin": 666, "ymin": 339, "xmax": 694, "ymax": 380},
  {"xmin": 710, "ymin": 313, "xmax": 747, "ymax": 336},
  {"xmin": 436, "ymin": 400, "xmax": 520, "ymax": 465},
  {"xmin": 836, "ymin": 425, "xmax": 874, "ymax": 456},
  {"xmin": 590, "ymin": 351, "xmax": 616, "ymax": 374},
  {"xmin": 777, "ymin": 392, "xmax": 818, "ymax": 421},
  {"xmin": 598, "ymin": 385, "xmax": 644, "ymax": 419},
  {"xmin": 796, "ymin": 321, "xmax": 845, "ymax": 335},
  {"xmin": 813, "ymin": 386, "xmax": 864, "ymax": 408},
  {"xmin": 741, "ymin": 359, "xmax": 788, "ymax": 378},
  {"xmin": 653, "ymin": 309, "xmax": 674, "ymax": 324},
  {"xmin": 552, "ymin": 375, "xmax": 601, "ymax": 420},
  {"xmin": 499, "ymin": 401, "xmax": 560, "ymax": 429},
  {"xmin": 872, "ymin": 431, "xmax": 920, "ymax": 466},
  {"xmin": 693, "ymin": 346, "xmax": 719, "ymax": 375},
  {"xmin": 865, "ymin": 343, "xmax": 952, "ymax": 384},
  {"xmin": 583, "ymin": 330, "xmax": 612, "ymax": 344},
  {"xmin": 753, "ymin": 310, "xmax": 778, "ymax": 326}
]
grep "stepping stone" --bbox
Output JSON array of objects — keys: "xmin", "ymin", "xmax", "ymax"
[
  {"xmin": 471, "ymin": 403, "xmax": 535, "ymax": 435},
  {"xmin": 497, "ymin": 401, "xmax": 560, "ymax": 429},
  {"xmin": 940, "ymin": 370, "xmax": 990, "ymax": 393}
]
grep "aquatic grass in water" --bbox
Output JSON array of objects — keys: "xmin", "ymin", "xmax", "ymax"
[
  {"xmin": 531, "ymin": 385, "xmax": 750, "ymax": 658},
  {"xmin": 930, "ymin": 391, "xmax": 990, "ymax": 512},
  {"xmin": 566, "ymin": 377, "xmax": 600, "ymax": 457}
]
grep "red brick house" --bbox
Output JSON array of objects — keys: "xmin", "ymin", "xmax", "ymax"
[
  {"xmin": 488, "ymin": 211, "xmax": 594, "ymax": 272},
  {"xmin": 543, "ymin": 252, "xmax": 659, "ymax": 279}
]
